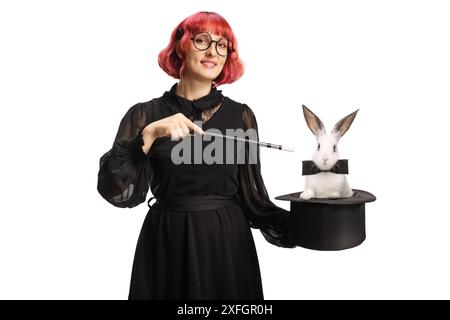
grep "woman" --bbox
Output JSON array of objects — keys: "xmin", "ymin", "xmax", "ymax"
[{"xmin": 97, "ymin": 11, "xmax": 294, "ymax": 300}]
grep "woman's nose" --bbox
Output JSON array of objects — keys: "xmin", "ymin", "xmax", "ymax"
[{"xmin": 205, "ymin": 45, "xmax": 216, "ymax": 57}]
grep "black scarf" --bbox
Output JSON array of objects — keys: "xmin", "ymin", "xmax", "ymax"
[
  {"xmin": 302, "ymin": 159, "xmax": 349, "ymax": 175},
  {"xmin": 162, "ymin": 83, "xmax": 224, "ymax": 121}
]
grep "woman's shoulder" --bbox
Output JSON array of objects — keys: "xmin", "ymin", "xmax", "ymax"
[
  {"xmin": 221, "ymin": 96, "xmax": 258, "ymax": 130},
  {"xmin": 223, "ymin": 96, "xmax": 254, "ymax": 115},
  {"xmin": 132, "ymin": 95, "xmax": 170, "ymax": 119},
  {"xmin": 115, "ymin": 95, "xmax": 168, "ymax": 127},
  {"xmin": 139, "ymin": 95, "xmax": 165, "ymax": 109}
]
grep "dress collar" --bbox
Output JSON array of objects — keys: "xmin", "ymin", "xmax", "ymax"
[{"xmin": 162, "ymin": 83, "xmax": 224, "ymax": 120}]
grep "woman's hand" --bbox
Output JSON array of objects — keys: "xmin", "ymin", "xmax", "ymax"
[{"xmin": 141, "ymin": 113, "xmax": 205, "ymax": 154}]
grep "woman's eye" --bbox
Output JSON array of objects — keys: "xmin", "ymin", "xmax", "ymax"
[
  {"xmin": 317, "ymin": 144, "xmax": 320, "ymax": 151},
  {"xmin": 218, "ymin": 42, "xmax": 227, "ymax": 49}
]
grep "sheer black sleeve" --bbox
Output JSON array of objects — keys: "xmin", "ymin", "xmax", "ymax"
[
  {"xmin": 238, "ymin": 104, "xmax": 295, "ymax": 248},
  {"xmin": 97, "ymin": 102, "xmax": 152, "ymax": 208}
]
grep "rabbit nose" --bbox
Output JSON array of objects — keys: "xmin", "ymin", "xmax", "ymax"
[{"xmin": 323, "ymin": 157, "xmax": 328, "ymax": 162}]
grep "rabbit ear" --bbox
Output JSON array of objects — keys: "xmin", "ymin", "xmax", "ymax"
[
  {"xmin": 302, "ymin": 105, "xmax": 326, "ymax": 138},
  {"xmin": 332, "ymin": 109, "xmax": 359, "ymax": 141}
]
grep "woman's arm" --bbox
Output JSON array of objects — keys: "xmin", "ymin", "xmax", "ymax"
[
  {"xmin": 238, "ymin": 104, "xmax": 295, "ymax": 248},
  {"xmin": 97, "ymin": 102, "xmax": 152, "ymax": 208}
]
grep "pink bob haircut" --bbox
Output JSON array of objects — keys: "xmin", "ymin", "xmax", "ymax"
[{"xmin": 158, "ymin": 11, "xmax": 244, "ymax": 87}]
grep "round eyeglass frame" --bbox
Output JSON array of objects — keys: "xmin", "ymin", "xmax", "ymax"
[{"xmin": 190, "ymin": 32, "xmax": 233, "ymax": 57}]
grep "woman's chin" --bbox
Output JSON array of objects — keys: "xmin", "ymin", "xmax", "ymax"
[{"xmin": 191, "ymin": 70, "xmax": 221, "ymax": 82}]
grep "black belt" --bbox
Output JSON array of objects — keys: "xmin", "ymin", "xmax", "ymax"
[{"xmin": 147, "ymin": 195, "xmax": 239, "ymax": 212}]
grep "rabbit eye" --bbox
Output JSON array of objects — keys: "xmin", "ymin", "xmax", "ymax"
[
  {"xmin": 317, "ymin": 144, "xmax": 320, "ymax": 151},
  {"xmin": 333, "ymin": 145, "xmax": 337, "ymax": 152}
]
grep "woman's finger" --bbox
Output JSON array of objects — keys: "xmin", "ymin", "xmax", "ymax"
[
  {"xmin": 170, "ymin": 125, "xmax": 184, "ymax": 141},
  {"xmin": 179, "ymin": 122, "xmax": 191, "ymax": 138},
  {"xmin": 185, "ymin": 119, "xmax": 205, "ymax": 135}
]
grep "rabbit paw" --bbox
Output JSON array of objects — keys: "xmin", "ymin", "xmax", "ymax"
[
  {"xmin": 300, "ymin": 190, "xmax": 314, "ymax": 200},
  {"xmin": 328, "ymin": 191, "xmax": 341, "ymax": 199}
]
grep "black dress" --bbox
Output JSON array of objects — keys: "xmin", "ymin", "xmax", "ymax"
[{"xmin": 97, "ymin": 83, "xmax": 294, "ymax": 300}]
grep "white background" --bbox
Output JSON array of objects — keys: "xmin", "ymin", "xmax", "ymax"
[{"xmin": 1, "ymin": 0, "xmax": 449, "ymax": 299}]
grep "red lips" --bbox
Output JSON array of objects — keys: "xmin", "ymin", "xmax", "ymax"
[{"xmin": 200, "ymin": 59, "xmax": 217, "ymax": 66}]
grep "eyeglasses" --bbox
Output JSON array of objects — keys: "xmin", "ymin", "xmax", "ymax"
[{"xmin": 190, "ymin": 32, "xmax": 232, "ymax": 57}]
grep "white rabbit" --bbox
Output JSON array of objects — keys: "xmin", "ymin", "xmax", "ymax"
[{"xmin": 300, "ymin": 105, "xmax": 358, "ymax": 200}]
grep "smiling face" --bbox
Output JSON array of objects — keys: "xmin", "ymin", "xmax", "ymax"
[{"xmin": 180, "ymin": 31, "xmax": 228, "ymax": 82}]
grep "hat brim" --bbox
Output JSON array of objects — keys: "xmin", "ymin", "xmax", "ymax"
[
  {"xmin": 275, "ymin": 189, "xmax": 376, "ymax": 251},
  {"xmin": 275, "ymin": 189, "xmax": 376, "ymax": 205}
]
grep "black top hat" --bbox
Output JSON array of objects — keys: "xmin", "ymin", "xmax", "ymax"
[{"xmin": 276, "ymin": 189, "xmax": 376, "ymax": 251}]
